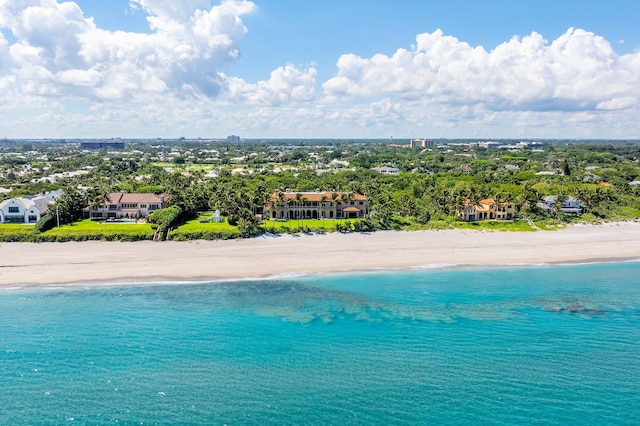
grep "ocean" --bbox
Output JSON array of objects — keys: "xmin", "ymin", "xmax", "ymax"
[{"xmin": 1, "ymin": 262, "xmax": 639, "ymax": 425}]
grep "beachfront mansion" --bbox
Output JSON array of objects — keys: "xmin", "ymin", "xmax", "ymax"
[
  {"xmin": 82, "ymin": 192, "xmax": 168, "ymax": 220},
  {"xmin": 264, "ymin": 191, "xmax": 368, "ymax": 220},
  {"xmin": 458, "ymin": 198, "xmax": 515, "ymax": 221}
]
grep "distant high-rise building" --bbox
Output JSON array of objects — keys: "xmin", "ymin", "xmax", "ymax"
[
  {"xmin": 80, "ymin": 141, "xmax": 125, "ymax": 149},
  {"xmin": 409, "ymin": 139, "xmax": 434, "ymax": 148},
  {"xmin": 227, "ymin": 135, "xmax": 241, "ymax": 142}
]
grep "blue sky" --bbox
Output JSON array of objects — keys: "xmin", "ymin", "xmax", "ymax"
[{"xmin": 1, "ymin": 0, "xmax": 640, "ymax": 139}]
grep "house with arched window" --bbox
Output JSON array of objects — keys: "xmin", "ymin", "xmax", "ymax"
[
  {"xmin": 82, "ymin": 193, "xmax": 168, "ymax": 219},
  {"xmin": 458, "ymin": 198, "xmax": 514, "ymax": 221},
  {"xmin": 264, "ymin": 191, "xmax": 367, "ymax": 220}
]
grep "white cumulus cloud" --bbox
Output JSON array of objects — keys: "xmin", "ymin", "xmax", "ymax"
[
  {"xmin": 0, "ymin": 0, "xmax": 257, "ymax": 101},
  {"xmin": 0, "ymin": 30, "xmax": 8, "ymax": 68},
  {"xmin": 323, "ymin": 28, "xmax": 640, "ymax": 113},
  {"xmin": 1, "ymin": 2, "xmax": 639, "ymax": 140},
  {"xmin": 224, "ymin": 65, "xmax": 317, "ymax": 105}
]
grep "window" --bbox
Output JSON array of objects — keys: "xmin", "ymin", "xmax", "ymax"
[
  {"xmin": 8, "ymin": 206, "xmax": 19, "ymax": 213},
  {"xmin": 149, "ymin": 204, "xmax": 159, "ymax": 210},
  {"xmin": 359, "ymin": 201, "xmax": 363, "ymax": 205},
  {"xmin": 140, "ymin": 204, "xmax": 147, "ymax": 208}
]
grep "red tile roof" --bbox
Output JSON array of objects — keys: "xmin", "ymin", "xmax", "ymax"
[
  {"xmin": 462, "ymin": 198, "xmax": 513, "ymax": 210},
  {"xmin": 268, "ymin": 191, "xmax": 366, "ymax": 203},
  {"xmin": 107, "ymin": 192, "xmax": 167, "ymax": 204}
]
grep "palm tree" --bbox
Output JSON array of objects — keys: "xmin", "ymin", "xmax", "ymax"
[
  {"xmin": 517, "ymin": 183, "xmax": 541, "ymax": 215},
  {"xmin": 554, "ymin": 193, "xmax": 568, "ymax": 217},
  {"xmin": 286, "ymin": 196, "xmax": 295, "ymax": 229},
  {"xmin": 273, "ymin": 191, "xmax": 286, "ymax": 220},
  {"xmin": 295, "ymin": 193, "xmax": 303, "ymax": 228},
  {"xmin": 339, "ymin": 192, "xmax": 354, "ymax": 220},
  {"xmin": 302, "ymin": 195, "xmax": 309, "ymax": 217},
  {"xmin": 320, "ymin": 194, "xmax": 329, "ymax": 229},
  {"xmin": 571, "ymin": 187, "xmax": 592, "ymax": 212},
  {"xmin": 88, "ymin": 188, "xmax": 111, "ymax": 219}
]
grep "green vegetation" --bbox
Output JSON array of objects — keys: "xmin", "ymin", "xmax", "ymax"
[
  {"xmin": 0, "ymin": 220, "xmax": 155, "ymax": 242},
  {"xmin": 0, "ymin": 224, "xmax": 37, "ymax": 241},
  {"xmin": 262, "ymin": 219, "xmax": 357, "ymax": 233},
  {"xmin": 42, "ymin": 220, "xmax": 155, "ymax": 241},
  {"xmin": 167, "ymin": 212, "xmax": 240, "ymax": 240},
  {"xmin": 447, "ymin": 219, "xmax": 540, "ymax": 232},
  {"xmin": 148, "ymin": 205, "xmax": 185, "ymax": 241},
  {"xmin": 1, "ymin": 138, "xmax": 639, "ymax": 241}
]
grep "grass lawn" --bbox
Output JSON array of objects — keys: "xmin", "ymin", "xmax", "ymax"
[
  {"xmin": 450, "ymin": 219, "xmax": 539, "ymax": 232},
  {"xmin": 411, "ymin": 218, "xmax": 542, "ymax": 232},
  {"xmin": 169, "ymin": 212, "xmax": 239, "ymax": 240},
  {"xmin": 43, "ymin": 219, "xmax": 156, "ymax": 240},
  {"xmin": 0, "ymin": 223, "xmax": 37, "ymax": 240},
  {"xmin": 175, "ymin": 212, "xmax": 238, "ymax": 232},
  {"xmin": 261, "ymin": 219, "xmax": 357, "ymax": 232}
]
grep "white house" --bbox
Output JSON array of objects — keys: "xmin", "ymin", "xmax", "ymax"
[
  {"xmin": 0, "ymin": 195, "xmax": 55, "ymax": 224},
  {"xmin": 537, "ymin": 196, "xmax": 584, "ymax": 214},
  {"xmin": 372, "ymin": 166, "xmax": 400, "ymax": 175}
]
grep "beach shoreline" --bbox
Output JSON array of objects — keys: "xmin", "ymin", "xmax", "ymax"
[{"xmin": 2, "ymin": 222, "xmax": 640, "ymax": 289}]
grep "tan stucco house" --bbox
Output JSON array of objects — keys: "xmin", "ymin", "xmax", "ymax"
[
  {"xmin": 459, "ymin": 198, "xmax": 515, "ymax": 221},
  {"xmin": 264, "ymin": 191, "xmax": 368, "ymax": 220},
  {"xmin": 83, "ymin": 192, "xmax": 168, "ymax": 219}
]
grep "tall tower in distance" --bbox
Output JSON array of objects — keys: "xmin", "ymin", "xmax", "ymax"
[{"xmin": 409, "ymin": 138, "xmax": 434, "ymax": 148}]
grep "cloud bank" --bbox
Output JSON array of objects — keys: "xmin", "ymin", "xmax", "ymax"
[
  {"xmin": 0, "ymin": 0, "xmax": 639, "ymax": 138},
  {"xmin": 1, "ymin": 0, "xmax": 259, "ymax": 100},
  {"xmin": 324, "ymin": 28, "xmax": 640, "ymax": 113}
]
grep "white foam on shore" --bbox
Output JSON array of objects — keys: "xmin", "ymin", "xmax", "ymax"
[
  {"xmin": 263, "ymin": 271, "xmax": 313, "ymax": 280},
  {"xmin": 408, "ymin": 263, "xmax": 460, "ymax": 270},
  {"xmin": 2, "ymin": 258, "xmax": 639, "ymax": 294}
]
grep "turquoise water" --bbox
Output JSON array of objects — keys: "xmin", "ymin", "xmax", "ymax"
[{"xmin": 1, "ymin": 262, "xmax": 640, "ymax": 425}]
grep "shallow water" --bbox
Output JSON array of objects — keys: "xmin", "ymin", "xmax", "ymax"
[{"xmin": 1, "ymin": 262, "xmax": 639, "ymax": 424}]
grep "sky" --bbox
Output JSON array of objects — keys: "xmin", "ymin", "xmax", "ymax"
[{"xmin": 1, "ymin": 0, "xmax": 640, "ymax": 140}]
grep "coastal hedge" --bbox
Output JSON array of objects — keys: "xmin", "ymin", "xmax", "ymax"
[
  {"xmin": 167, "ymin": 229, "xmax": 241, "ymax": 241},
  {"xmin": 148, "ymin": 205, "xmax": 185, "ymax": 240},
  {"xmin": 0, "ymin": 224, "xmax": 37, "ymax": 242},
  {"xmin": 34, "ymin": 213, "xmax": 57, "ymax": 233},
  {"xmin": 0, "ymin": 233, "xmax": 153, "ymax": 242},
  {"xmin": 0, "ymin": 234, "xmax": 37, "ymax": 242}
]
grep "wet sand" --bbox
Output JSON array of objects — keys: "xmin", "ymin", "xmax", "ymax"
[{"xmin": 1, "ymin": 222, "xmax": 639, "ymax": 288}]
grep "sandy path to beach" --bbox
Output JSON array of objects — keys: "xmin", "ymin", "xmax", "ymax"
[{"xmin": 1, "ymin": 223, "xmax": 639, "ymax": 288}]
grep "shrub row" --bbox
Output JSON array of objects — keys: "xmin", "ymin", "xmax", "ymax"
[
  {"xmin": 34, "ymin": 213, "xmax": 57, "ymax": 233},
  {"xmin": 148, "ymin": 205, "xmax": 185, "ymax": 240},
  {"xmin": 0, "ymin": 233, "xmax": 153, "ymax": 242},
  {"xmin": 167, "ymin": 229, "xmax": 241, "ymax": 241}
]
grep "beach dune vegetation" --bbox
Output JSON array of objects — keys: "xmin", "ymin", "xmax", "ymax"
[{"xmin": 167, "ymin": 212, "xmax": 240, "ymax": 240}]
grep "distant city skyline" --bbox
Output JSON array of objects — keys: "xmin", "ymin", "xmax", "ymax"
[{"xmin": 1, "ymin": 0, "xmax": 639, "ymax": 139}]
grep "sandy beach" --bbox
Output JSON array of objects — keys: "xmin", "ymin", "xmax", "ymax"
[{"xmin": 1, "ymin": 222, "xmax": 639, "ymax": 288}]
